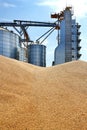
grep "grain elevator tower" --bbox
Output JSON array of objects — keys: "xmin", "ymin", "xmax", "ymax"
[{"xmin": 53, "ymin": 7, "xmax": 81, "ymax": 65}]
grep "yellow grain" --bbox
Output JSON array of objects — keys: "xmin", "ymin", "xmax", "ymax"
[{"xmin": 0, "ymin": 56, "xmax": 87, "ymax": 130}]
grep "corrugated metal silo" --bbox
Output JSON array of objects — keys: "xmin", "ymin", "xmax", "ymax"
[
  {"xmin": 28, "ymin": 44, "xmax": 46, "ymax": 67},
  {"xmin": 18, "ymin": 47, "xmax": 27, "ymax": 62},
  {"xmin": 0, "ymin": 28, "xmax": 19, "ymax": 59}
]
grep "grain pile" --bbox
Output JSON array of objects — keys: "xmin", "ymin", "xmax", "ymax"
[{"xmin": 0, "ymin": 55, "xmax": 87, "ymax": 130}]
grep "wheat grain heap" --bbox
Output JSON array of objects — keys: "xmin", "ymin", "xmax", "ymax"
[{"xmin": 0, "ymin": 56, "xmax": 87, "ymax": 130}]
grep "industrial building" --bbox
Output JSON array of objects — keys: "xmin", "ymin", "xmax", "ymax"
[
  {"xmin": 0, "ymin": 27, "xmax": 19, "ymax": 59},
  {"xmin": 28, "ymin": 44, "xmax": 46, "ymax": 67},
  {"xmin": 0, "ymin": 27, "xmax": 28, "ymax": 62},
  {"xmin": 53, "ymin": 7, "xmax": 81, "ymax": 65},
  {"xmin": 0, "ymin": 20, "xmax": 56, "ymax": 67},
  {"xmin": 0, "ymin": 7, "xmax": 81, "ymax": 67}
]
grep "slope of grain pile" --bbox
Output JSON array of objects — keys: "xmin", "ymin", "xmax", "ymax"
[{"xmin": 0, "ymin": 55, "xmax": 87, "ymax": 130}]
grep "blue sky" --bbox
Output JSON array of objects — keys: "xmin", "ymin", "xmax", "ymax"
[{"xmin": 0, "ymin": 0, "xmax": 87, "ymax": 66}]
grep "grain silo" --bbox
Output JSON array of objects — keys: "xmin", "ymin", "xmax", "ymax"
[
  {"xmin": 18, "ymin": 47, "xmax": 28, "ymax": 62},
  {"xmin": 0, "ymin": 27, "xmax": 20, "ymax": 59},
  {"xmin": 53, "ymin": 7, "xmax": 81, "ymax": 65},
  {"xmin": 28, "ymin": 44, "xmax": 46, "ymax": 67}
]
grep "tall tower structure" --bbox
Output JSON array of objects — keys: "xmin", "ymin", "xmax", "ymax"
[{"xmin": 53, "ymin": 7, "xmax": 81, "ymax": 65}]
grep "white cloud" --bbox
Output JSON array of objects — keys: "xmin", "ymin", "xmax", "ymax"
[
  {"xmin": 37, "ymin": 0, "xmax": 87, "ymax": 18},
  {"xmin": 0, "ymin": 2, "xmax": 16, "ymax": 8}
]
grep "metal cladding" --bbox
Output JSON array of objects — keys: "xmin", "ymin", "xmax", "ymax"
[
  {"xmin": 18, "ymin": 47, "xmax": 27, "ymax": 62},
  {"xmin": 53, "ymin": 7, "xmax": 81, "ymax": 65},
  {"xmin": 28, "ymin": 44, "xmax": 46, "ymax": 67},
  {"xmin": 0, "ymin": 28, "xmax": 19, "ymax": 59}
]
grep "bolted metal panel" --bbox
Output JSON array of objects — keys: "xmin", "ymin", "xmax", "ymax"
[
  {"xmin": 28, "ymin": 44, "xmax": 46, "ymax": 67},
  {"xmin": 64, "ymin": 9, "xmax": 72, "ymax": 62},
  {"xmin": 0, "ymin": 28, "xmax": 19, "ymax": 59},
  {"xmin": 18, "ymin": 47, "xmax": 27, "ymax": 62}
]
